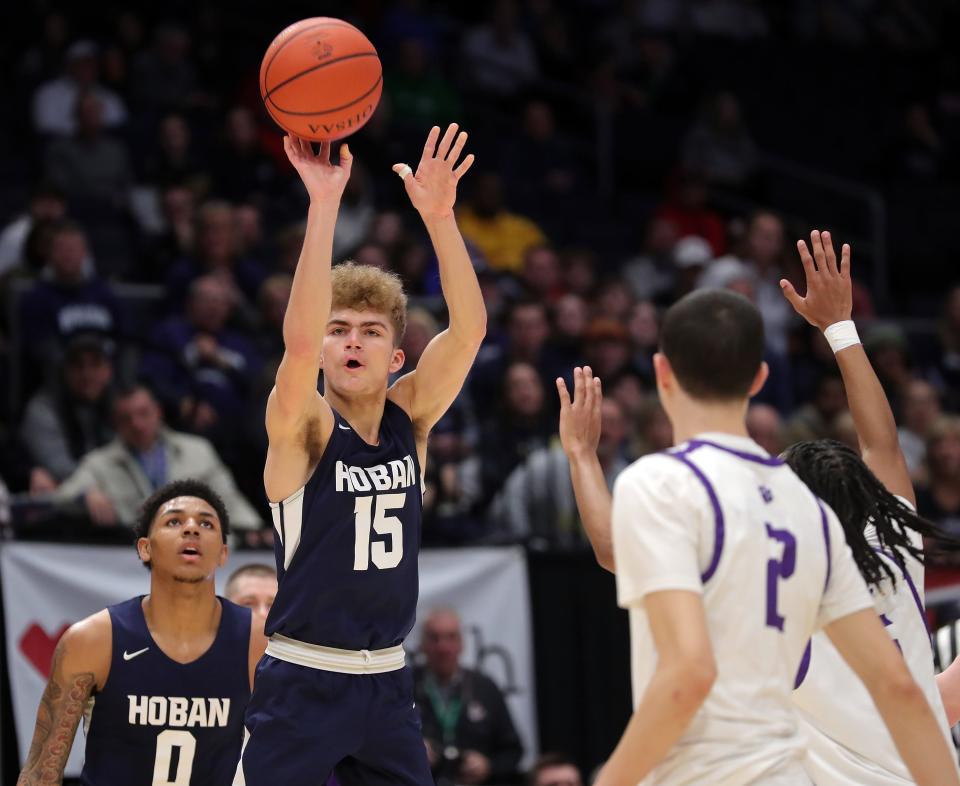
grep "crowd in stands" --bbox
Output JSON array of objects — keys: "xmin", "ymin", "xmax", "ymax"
[{"xmin": 0, "ymin": 1, "xmax": 959, "ymax": 581}]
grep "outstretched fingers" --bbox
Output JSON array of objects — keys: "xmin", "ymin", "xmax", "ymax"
[
  {"xmin": 780, "ymin": 278, "xmax": 804, "ymax": 311},
  {"xmin": 821, "ymin": 230, "xmax": 839, "ymax": 277},
  {"xmin": 796, "ymin": 238, "xmax": 816, "ymax": 283},
  {"xmin": 453, "ymin": 153, "xmax": 476, "ymax": 180},
  {"xmin": 839, "ymin": 242, "xmax": 851, "ymax": 279},
  {"xmin": 419, "ymin": 126, "xmax": 441, "ymax": 169},
  {"xmin": 437, "ymin": 123, "xmax": 460, "ymax": 160},
  {"xmin": 446, "ymin": 130, "xmax": 468, "ymax": 165},
  {"xmin": 572, "ymin": 367, "xmax": 585, "ymax": 409},
  {"xmin": 557, "ymin": 378, "xmax": 572, "ymax": 410}
]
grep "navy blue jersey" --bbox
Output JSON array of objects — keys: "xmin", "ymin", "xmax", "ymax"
[
  {"xmin": 265, "ymin": 399, "xmax": 422, "ymax": 649},
  {"xmin": 81, "ymin": 596, "xmax": 250, "ymax": 786}
]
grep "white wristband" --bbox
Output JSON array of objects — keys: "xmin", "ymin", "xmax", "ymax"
[{"xmin": 823, "ymin": 320, "xmax": 860, "ymax": 353}]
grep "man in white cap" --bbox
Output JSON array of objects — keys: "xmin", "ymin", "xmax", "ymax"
[{"xmin": 32, "ymin": 40, "xmax": 128, "ymax": 136}]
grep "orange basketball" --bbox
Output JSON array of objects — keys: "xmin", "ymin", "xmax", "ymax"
[{"xmin": 260, "ymin": 18, "xmax": 382, "ymax": 142}]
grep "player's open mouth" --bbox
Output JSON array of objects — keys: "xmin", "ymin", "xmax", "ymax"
[
  {"xmin": 345, "ymin": 359, "xmax": 363, "ymax": 369},
  {"xmin": 179, "ymin": 545, "xmax": 201, "ymax": 561}
]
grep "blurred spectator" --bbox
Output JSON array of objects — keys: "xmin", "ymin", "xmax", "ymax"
[
  {"xmin": 274, "ymin": 220, "xmax": 307, "ymax": 276},
  {"xmin": 746, "ymin": 403, "xmax": 785, "ymax": 456},
  {"xmin": 386, "ymin": 37, "xmax": 461, "ymax": 129},
  {"xmin": 593, "ymin": 277, "xmax": 635, "ymax": 323},
  {"xmin": 501, "ymin": 99, "xmax": 580, "ymax": 221},
  {"xmin": 782, "ymin": 371, "xmax": 848, "ymax": 445},
  {"xmin": 398, "ymin": 307, "xmax": 440, "ymax": 377},
  {"xmin": 141, "ymin": 113, "xmax": 208, "ymax": 189},
  {"xmin": 333, "ymin": 162, "xmax": 377, "ymax": 260},
  {"xmin": 235, "ymin": 202, "xmax": 268, "ymax": 261},
  {"xmin": 681, "ymin": 91, "xmax": 758, "ymax": 188},
  {"xmin": 18, "ymin": 220, "xmax": 124, "ymax": 388},
  {"xmin": 690, "ymin": 0, "xmax": 770, "ymax": 39},
  {"xmin": 44, "ymin": 90, "xmax": 133, "ymax": 206},
  {"xmin": 628, "ymin": 299, "xmax": 660, "ymax": 377},
  {"xmin": 561, "ymin": 247, "xmax": 599, "ymax": 299},
  {"xmin": 916, "ymin": 416, "xmax": 960, "ymax": 557},
  {"xmin": 129, "ymin": 23, "xmax": 200, "ymax": 114},
  {"xmin": 922, "ymin": 285, "xmax": 960, "ymax": 412},
  {"xmin": 609, "ymin": 368, "xmax": 649, "ymax": 432},
  {"xmin": 254, "ymin": 273, "xmax": 292, "ymax": 362},
  {"xmin": 225, "ymin": 564, "xmax": 277, "ymax": 635},
  {"xmin": 422, "ymin": 408, "xmax": 485, "ymax": 545},
  {"xmin": 583, "ymin": 318, "xmax": 633, "ymax": 380},
  {"xmin": 883, "ymin": 102, "xmax": 946, "ymax": 182},
  {"xmin": 50, "ymin": 383, "xmax": 261, "ymax": 531},
  {"xmin": 550, "ymin": 294, "xmax": 589, "ymax": 370},
  {"xmin": 528, "ymin": 753, "xmax": 583, "ymax": 786},
  {"xmin": 899, "ymin": 379, "xmax": 943, "ymax": 480},
  {"xmin": 32, "ymin": 40, "xmax": 128, "ymax": 136},
  {"xmin": 479, "ymin": 361, "xmax": 555, "ymax": 498},
  {"xmin": 864, "ymin": 324, "xmax": 913, "ymax": 414},
  {"xmin": 634, "ymin": 398, "xmax": 673, "ymax": 456},
  {"xmin": 621, "ymin": 219, "xmax": 681, "ymax": 301},
  {"xmin": 210, "ymin": 107, "xmax": 279, "ymax": 202},
  {"xmin": 0, "ymin": 183, "xmax": 66, "ymax": 278},
  {"xmin": 492, "ymin": 398, "xmax": 629, "ymax": 545},
  {"xmin": 141, "ymin": 184, "xmax": 197, "ymax": 282},
  {"xmin": 20, "ymin": 332, "xmax": 115, "ymax": 489},
  {"xmin": 521, "ymin": 244, "xmax": 564, "ymax": 303},
  {"xmin": 736, "ymin": 211, "xmax": 793, "ymax": 355},
  {"xmin": 471, "ymin": 300, "xmax": 561, "ymax": 418},
  {"xmin": 142, "ymin": 274, "xmax": 261, "ymax": 442},
  {"xmin": 414, "ymin": 608, "xmax": 524, "ymax": 785},
  {"xmin": 654, "ymin": 170, "xmax": 726, "ymax": 256},
  {"xmin": 18, "ymin": 10, "xmax": 70, "ymax": 85},
  {"xmin": 461, "ymin": 0, "xmax": 539, "ymax": 98},
  {"xmin": 166, "ymin": 200, "xmax": 268, "ymax": 305},
  {"xmin": 458, "ymin": 172, "xmax": 547, "ymax": 273}
]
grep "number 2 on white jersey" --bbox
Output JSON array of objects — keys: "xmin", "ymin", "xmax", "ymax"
[{"xmin": 353, "ymin": 493, "xmax": 405, "ymax": 570}]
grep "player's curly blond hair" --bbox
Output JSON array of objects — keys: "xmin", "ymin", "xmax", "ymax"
[{"xmin": 331, "ymin": 262, "xmax": 408, "ymax": 345}]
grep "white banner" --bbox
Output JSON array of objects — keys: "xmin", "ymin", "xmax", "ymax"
[{"xmin": 1, "ymin": 543, "xmax": 537, "ymax": 778}]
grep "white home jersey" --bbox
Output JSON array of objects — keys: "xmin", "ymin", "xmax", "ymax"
[
  {"xmin": 793, "ymin": 497, "xmax": 956, "ymax": 785},
  {"xmin": 612, "ymin": 433, "xmax": 874, "ymax": 786}
]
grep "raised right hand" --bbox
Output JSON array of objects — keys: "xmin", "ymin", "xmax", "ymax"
[
  {"xmin": 557, "ymin": 366, "xmax": 603, "ymax": 458},
  {"xmin": 780, "ymin": 229, "xmax": 853, "ymax": 331},
  {"xmin": 283, "ymin": 135, "xmax": 353, "ymax": 203}
]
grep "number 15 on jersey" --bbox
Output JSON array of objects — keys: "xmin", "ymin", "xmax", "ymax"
[{"xmin": 354, "ymin": 493, "xmax": 406, "ymax": 571}]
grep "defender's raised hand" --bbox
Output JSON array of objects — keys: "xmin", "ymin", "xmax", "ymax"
[
  {"xmin": 393, "ymin": 123, "xmax": 475, "ymax": 219},
  {"xmin": 283, "ymin": 135, "xmax": 353, "ymax": 203},
  {"xmin": 558, "ymin": 366, "xmax": 603, "ymax": 459},
  {"xmin": 780, "ymin": 229, "xmax": 853, "ymax": 331}
]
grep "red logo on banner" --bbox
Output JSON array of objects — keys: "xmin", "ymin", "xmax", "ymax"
[{"xmin": 19, "ymin": 623, "xmax": 70, "ymax": 679}]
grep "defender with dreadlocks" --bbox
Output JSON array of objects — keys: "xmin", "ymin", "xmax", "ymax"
[{"xmin": 781, "ymin": 230, "xmax": 954, "ymax": 784}]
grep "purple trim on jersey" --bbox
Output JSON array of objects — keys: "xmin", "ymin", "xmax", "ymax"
[
  {"xmin": 684, "ymin": 439, "xmax": 785, "ymax": 467},
  {"xmin": 794, "ymin": 640, "xmax": 812, "ymax": 689},
  {"xmin": 662, "ymin": 451, "xmax": 725, "ymax": 583},
  {"xmin": 818, "ymin": 500, "xmax": 831, "ymax": 591},
  {"xmin": 875, "ymin": 548, "xmax": 930, "ymax": 638}
]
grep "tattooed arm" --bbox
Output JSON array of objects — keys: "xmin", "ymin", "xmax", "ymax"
[{"xmin": 17, "ymin": 611, "xmax": 111, "ymax": 786}]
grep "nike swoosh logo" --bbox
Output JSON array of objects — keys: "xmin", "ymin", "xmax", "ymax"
[
  {"xmin": 338, "ymin": 424, "xmax": 351, "ymax": 431},
  {"xmin": 123, "ymin": 647, "xmax": 149, "ymax": 661}
]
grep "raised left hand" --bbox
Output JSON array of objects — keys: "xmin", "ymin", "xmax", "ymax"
[
  {"xmin": 557, "ymin": 366, "xmax": 603, "ymax": 459},
  {"xmin": 393, "ymin": 123, "xmax": 475, "ymax": 219},
  {"xmin": 780, "ymin": 229, "xmax": 853, "ymax": 331}
]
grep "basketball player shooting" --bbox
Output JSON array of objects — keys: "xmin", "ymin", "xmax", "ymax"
[
  {"xmin": 17, "ymin": 480, "xmax": 262, "ymax": 786},
  {"xmin": 237, "ymin": 124, "xmax": 485, "ymax": 786}
]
